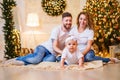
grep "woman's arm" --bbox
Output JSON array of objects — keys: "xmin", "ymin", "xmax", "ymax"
[{"xmin": 82, "ymin": 40, "xmax": 93, "ymax": 55}]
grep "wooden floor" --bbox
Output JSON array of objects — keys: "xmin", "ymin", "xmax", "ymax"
[{"xmin": 0, "ymin": 63, "xmax": 120, "ymax": 80}]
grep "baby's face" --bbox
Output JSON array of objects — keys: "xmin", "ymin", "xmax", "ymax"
[{"xmin": 66, "ymin": 40, "xmax": 77, "ymax": 53}]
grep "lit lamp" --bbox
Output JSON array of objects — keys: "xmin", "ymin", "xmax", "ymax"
[
  {"xmin": 25, "ymin": 13, "xmax": 40, "ymax": 48},
  {"xmin": 26, "ymin": 13, "xmax": 39, "ymax": 27}
]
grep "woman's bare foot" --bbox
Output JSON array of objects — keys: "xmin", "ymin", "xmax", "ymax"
[{"xmin": 108, "ymin": 58, "xmax": 120, "ymax": 64}]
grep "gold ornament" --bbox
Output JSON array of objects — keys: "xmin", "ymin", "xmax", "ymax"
[
  {"xmin": 99, "ymin": 38, "xmax": 104, "ymax": 42},
  {"xmin": 110, "ymin": 28, "xmax": 113, "ymax": 32},
  {"xmin": 110, "ymin": 38, "xmax": 114, "ymax": 42},
  {"xmin": 103, "ymin": 18, "xmax": 106, "ymax": 22},
  {"xmin": 112, "ymin": 19, "xmax": 115, "ymax": 23},
  {"xmin": 41, "ymin": 0, "xmax": 66, "ymax": 16},
  {"xmin": 105, "ymin": 34, "xmax": 108, "ymax": 38},
  {"xmin": 114, "ymin": 24, "xmax": 119, "ymax": 29},
  {"xmin": 98, "ymin": 21, "xmax": 102, "ymax": 25}
]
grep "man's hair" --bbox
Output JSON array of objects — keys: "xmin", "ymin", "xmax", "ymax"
[{"xmin": 62, "ymin": 12, "xmax": 72, "ymax": 19}]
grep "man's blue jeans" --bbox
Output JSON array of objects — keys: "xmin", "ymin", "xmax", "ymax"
[
  {"xmin": 16, "ymin": 45, "xmax": 56, "ymax": 65},
  {"xmin": 84, "ymin": 50, "xmax": 110, "ymax": 63}
]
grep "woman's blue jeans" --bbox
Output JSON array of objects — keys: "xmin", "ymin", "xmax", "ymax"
[
  {"xmin": 56, "ymin": 50, "xmax": 111, "ymax": 63},
  {"xmin": 16, "ymin": 45, "xmax": 56, "ymax": 65},
  {"xmin": 84, "ymin": 50, "xmax": 110, "ymax": 63}
]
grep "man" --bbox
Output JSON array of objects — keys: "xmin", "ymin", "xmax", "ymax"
[
  {"xmin": 52, "ymin": 12, "xmax": 73, "ymax": 56},
  {"xmin": 3, "ymin": 12, "xmax": 74, "ymax": 65}
]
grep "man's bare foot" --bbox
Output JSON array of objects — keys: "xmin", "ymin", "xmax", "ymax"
[{"xmin": 2, "ymin": 58, "xmax": 24, "ymax": 66}]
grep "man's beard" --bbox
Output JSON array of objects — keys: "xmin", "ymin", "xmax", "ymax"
[{"xmin": 63, "ymin": 24, "xmax": 71, "ymax": 31}]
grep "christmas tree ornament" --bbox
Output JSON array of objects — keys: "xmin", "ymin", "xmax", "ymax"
[{"xmin": 41, "ymin": 0, "xmax": 66, "ymax": 16}]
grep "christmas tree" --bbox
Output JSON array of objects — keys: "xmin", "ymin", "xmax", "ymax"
[
  {"xmin": 0, "ymin": 0, "xmax": 21, "ymax": 59},
  {"xmin": 83, "ymin": 0, "xmax": 120, "ymax": 53}
]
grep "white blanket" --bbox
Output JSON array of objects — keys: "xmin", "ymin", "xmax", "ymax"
[{"xmin": 0, "ymin": 60, "xmax": 103, "ymax": 70}]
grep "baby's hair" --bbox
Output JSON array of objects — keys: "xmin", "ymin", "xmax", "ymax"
[{"xmin": 65, "ymin": 36, "xmax": 78, "ymax": 43}]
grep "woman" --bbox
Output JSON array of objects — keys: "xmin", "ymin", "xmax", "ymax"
[{"xmin": 71, "ymin": 11, "xmax": 117, "ymax": 63}]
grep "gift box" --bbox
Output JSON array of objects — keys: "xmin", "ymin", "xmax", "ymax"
[{"xmin": 109, "ymin": 44, "xmax": 120, "ymax": 60}]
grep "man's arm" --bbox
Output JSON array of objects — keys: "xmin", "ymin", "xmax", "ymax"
[
  {"xmin": 51, "ymin": 27, "xmax": 63, "ymax": 55},
  {"xmin": 52, "ymin": 39, "xmax": 62, "ymax": 56}
]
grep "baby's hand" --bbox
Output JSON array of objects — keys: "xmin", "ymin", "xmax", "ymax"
[
  {"xmin": 60, "ymin": 66, "xmax": 66, "ymax": 69},
  {"xmin": 78, "ymin": 65, "xmax": 84, "ymax": 68}
]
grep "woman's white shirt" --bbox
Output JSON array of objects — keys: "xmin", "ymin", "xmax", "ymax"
[{"xmin": 70, "ymin": 27, "xmax": 94, "ymax": 52}]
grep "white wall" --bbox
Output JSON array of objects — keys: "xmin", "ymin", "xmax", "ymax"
[{"xmin": 0, "ymin": 0, "xmax": 4, "ymax": 60}]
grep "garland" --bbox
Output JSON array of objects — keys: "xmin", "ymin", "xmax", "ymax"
[
  {"xmin": 41, "ymin": 0, "xmax": 66, "ymax": 16},
  {"xmin": 0, "ymin": 0, "xmax": 21, "ymax": 59}
]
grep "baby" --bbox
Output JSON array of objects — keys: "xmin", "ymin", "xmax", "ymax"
[{"xmin": 60, "ymin": 36, "xmax": 84, "ymax": 69}]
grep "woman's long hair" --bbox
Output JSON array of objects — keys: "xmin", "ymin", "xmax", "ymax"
[{"xmin": 76, "ymin": 11, "xmax": 94, "ymax": 30}]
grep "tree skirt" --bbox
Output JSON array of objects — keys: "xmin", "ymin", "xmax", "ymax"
[{"xmin": 0, "ymin": 60, "xmax": 103, "ymax": 71}]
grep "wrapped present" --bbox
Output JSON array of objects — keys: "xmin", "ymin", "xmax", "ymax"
[
  {"xmin": 114, "ymin": 44, "xmax": 120, "ymax": 60},
  {"xmin": 109, "ymin": 44, "xmax": 120, "ymax": 60}
]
